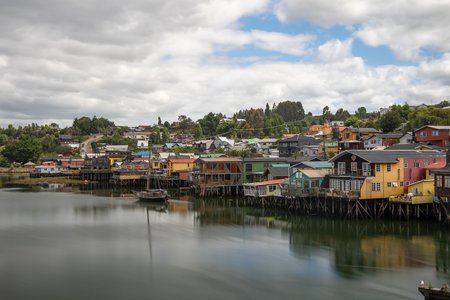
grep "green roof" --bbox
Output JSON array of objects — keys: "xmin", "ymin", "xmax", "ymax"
[
  {"xmin": 296, "ymin": 161, "xmax": 333, "ymax": 169},
  {"xmin": 246, "ymin": 138, "xmax": 261, "ymax": 145}
]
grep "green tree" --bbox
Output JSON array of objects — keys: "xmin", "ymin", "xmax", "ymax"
[
  {"xmin": 322, "ymin": 106, "xmax": 333, "ymax": 122},
  {"xmin": 355, "ymin": 107, "xmax": 367, "ymax": 119},
  {"xmin": 274, "ymin": 100, "xmax": 305, "ymax": 122},
  {"xmin": 344, "ymin": 116, "xmax": 363, "ymax": 127},
  {"xmin": 194, "ymin": 123, "xmax": 203, "ymax": 139},
  {"xmin": 242, "ymin": 108, "xmax": 265, "ymax": 138},
  {"xmin": 40, "ymin": 134, "xmax": 58, "ymax": 153},
  {"xmin": 378, "ymin": 110, "xmax": 402, "ymax": 133},
  {"xmin": 161, "ymin": 127, "xmax": 170, "ymax": 143},
  {"xmin": 333, "ymin": 108, "xmax": 350, "ymax": 121},
  {"xmin": 2, "ymin": 135, "xmax": 42, "ymax": 163},
  {"xmin": 198, "ymin": 112, "xmax": 223, "ymax": 137}
]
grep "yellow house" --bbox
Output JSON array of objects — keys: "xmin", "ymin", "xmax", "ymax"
[
  {"xmin": 359, "ymin": 159, "xmax": 405, "ymax": 200},
  {"xmin": 329, "ymin": 150, "xmax": 445, "ymax": 200},
  {"xmin": 406, "ymin": 179, "xmax": 434, "ymax": 204},
  {"xmin": 166, "ymin": 158, "xmax": 195, "ymax": 176},
  {"xmin": 150, "ymin": 158, "xmax": 163, "ymax": 171}
]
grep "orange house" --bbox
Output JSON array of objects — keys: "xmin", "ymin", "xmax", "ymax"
[{"xmin": 166, "ymin": 158, "xmax": 195, "ymax": 177}]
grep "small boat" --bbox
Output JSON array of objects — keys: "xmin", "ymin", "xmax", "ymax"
[
  {"xmin": 136, "ymin": 189, "xmax": 169, "ymax": 202},
  {"xmin": 419, "ymin": 284, "xmax": 450, "ymax": 300}
]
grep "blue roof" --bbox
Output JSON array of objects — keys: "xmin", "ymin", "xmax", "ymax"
[{"xmin": 134, "ymin": 151, "xmax": 152, "ymax": 157}]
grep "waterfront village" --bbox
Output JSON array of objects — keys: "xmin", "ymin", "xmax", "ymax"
[{"xmin": 4, "ymin": 105, "xmax": 450, "ymax": 222}]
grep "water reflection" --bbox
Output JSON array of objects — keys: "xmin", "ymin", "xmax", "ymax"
[{"xmin": 1, "ymin": 188, "xmax": 449, "ymax": 300}]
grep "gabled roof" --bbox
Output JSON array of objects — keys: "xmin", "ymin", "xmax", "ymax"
[
  {"xmin": 367, "ymin": 133, "xmax": 403, "ymax": 140},
  {"xmin": 386, "ymin": 143, "xmax": 444, "ymax": 151},
  {"xmin": 294, "ymin": 161, "xmax": 333, "ymax": 169},
  {"xmin": 265, "ymin": 166, "xmax": 289, "ymax": 177},
  {"xmin": 280, "ymin": 135, "xmax": 320, "ymax": 144},
  {"xmin": 297, "ymin": 169, "xmax": 331, "ymax": 178},
  {"xmin": 329, "ymin": 150, "xmax": 444, "ymax": 163},
  {"xmin": 415, "ymin": 125, "xmax": 450, "ymax": 131},
  {"xmin": 345, "ymin": 127, "xmax": 380, "ymax": 133}
]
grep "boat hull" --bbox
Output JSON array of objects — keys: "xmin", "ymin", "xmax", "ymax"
[
  {"xmin": 136, "ymin": 189, "xmax": 169, "ymax": 202},
  {"xmin": 419, "ymin": 287, "xmax": 450, "ymax": 300}
]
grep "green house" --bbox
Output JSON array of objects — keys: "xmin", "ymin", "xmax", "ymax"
[
  {"xmin": 287, "ymin": 169, "xmax": 330, "ymax": 190},
  {"xmin": 242, "ymin": 157, "xmax": 290, "ymax": 183}
]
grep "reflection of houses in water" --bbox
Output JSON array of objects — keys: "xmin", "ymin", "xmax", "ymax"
[
  {"xmin": 360, "ymin": 236, "xmax": 436, "ymax": 269},
  {"xmin": 286, "ymin": 218, "xmax": 448, "ymax": 277},
  {"xmin": 195, "ymin": 200, "xmax": 290, "ymax": 228},
  {"xmin": 167, "ymin": 199, "xmax": 192, "ymax": 214}
]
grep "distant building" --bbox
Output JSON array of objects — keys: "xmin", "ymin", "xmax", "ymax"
[
  {"xmin": 363, "ymin": 133, "xmax": 402, "ymax": 150},
  {"xmin": 278, "ymin": 135, "xmax": 320, "ymax": 157},
  {"xmin": 339, "ymin": 127, "xmax": 380, "ymax": 151},
  {"xmin": 414, "ymin": 125, "xmax": 450, "ymax": 147}
]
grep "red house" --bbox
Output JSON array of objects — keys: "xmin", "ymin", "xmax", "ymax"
[
  {"xmin": 403, "ymin": 156, "xmax": 446, "ymax": 187},
  {"xmin": 414, "ymin": 125, "xmax": 450, "ymax": 147}
]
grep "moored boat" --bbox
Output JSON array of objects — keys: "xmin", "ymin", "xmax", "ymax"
[
  {"xmin": 136, "ymin": 189, "xmax": 169, "ymax": 202},
  {"xmin": 419, "ymin": 284, "xmax": 450, "ymax": 300}
]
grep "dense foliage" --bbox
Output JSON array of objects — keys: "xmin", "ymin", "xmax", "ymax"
[{"xmin": 1, "ymin": 100, "xmax": 450, "ymax": 166}]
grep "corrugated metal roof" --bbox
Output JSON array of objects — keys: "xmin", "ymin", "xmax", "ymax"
[
  {"xmin": 347, "ymin": 127, "xmax": 380, "ymax": 133},
  {"xmin": 266, "ymin": 166, "xmax": 289, "ymax": 177},
  {"xmin": 416, "ymin": 125, "xmax": 450, "ymax": 131},
  {"xmin": 280, "ymin": 135, "xmax": 320, "ymax": 144},
  {"xmin": 330, "ymin": 150, "xmax": 444, "ymax": 163},
  {"xmin": 387, "ymin": 143, "xmax": 443, "ymax": 150},
  {"xmin": 244, "ymin": 178, "xmax": 288, "ymax": 186},
  {"xmin": 298, "ymin": 169, "xmax": 331, "ymax": 178},
  {"xmin": 296, "ymin": 161, "xmax": 333, "ymax": 169},
  {"xmin": 196, "ymin": 157, "xmax": 242, "ymax": 162}
]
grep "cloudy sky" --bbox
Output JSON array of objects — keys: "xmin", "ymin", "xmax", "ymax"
[{"xmin": 1, "ymin": 0, "xmax": 450, "ymax": 127}]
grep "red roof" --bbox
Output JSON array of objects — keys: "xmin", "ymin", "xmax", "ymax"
[
  {"xmin": 249, "ymin": 178, "xmax": 288, "ymax": 186},
  {"xmin": 424, "ymin": 161, "xmax": 447, "ymax": 169}
]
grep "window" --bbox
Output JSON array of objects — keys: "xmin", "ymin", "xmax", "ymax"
[
  {"xmin": 400, "ymin": 182, "xmax": 404, "ymax": 186},
  {"xmin": 414, "ymin": 162, "xmax": 420, "ymax": 168},
  {"xmin": 345, "ymin": 133, "xmax": 350, "ymax": 139},
  {"xmin": 351, "ymin": 162, "xmax": 357, "ymax": 172},
  {"xmin": 337, "ymin": 162, "xmax": 346, "ymax": 175},
  {"xmin": 404, "ymin": 163, "xmax": 408, "ymax": 168},
  {"xmin": 436, "ymin": 176, "xmax": 443, "ymax": 187},
  {"xmin": 420, "ymin": 131, "xmax": 427, "ymax": 137},
  {"xmin": 387, "ymin": 182, "xmax": 392, "ymax": 187},
  {"xmin": 375, "ymin": 164, "xmax": 380, "ymax": 172},
  {"xmin": 371, "ymin": 182, "xmax": 381, "ymax": 191},
  {"xmin": 245, "ymin": 164, "xmax": 252, "ymax": 172},
  {"xmin": 432, "ymin": 130, "xmax": 439, "ymax": 136},
  {"xmin": 445, "ymin": 176, "xmax": 450, "ymax": 188},
  {"xmin": 362, "ymin": 163, "xmax": 371, "ymax": 176}
]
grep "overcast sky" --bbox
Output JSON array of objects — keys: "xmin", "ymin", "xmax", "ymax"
[{"xmin": 1, "ymin": 0, "xmax": 450, "ymax": 127}]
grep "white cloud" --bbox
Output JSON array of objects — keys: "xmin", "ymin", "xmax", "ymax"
[
  {"xmin": 250, "ymin": 30, "xmax": 314, "ymax": 56},
  {"xmin": 275, "ymin": 0, "xmax": 450, "ymax": 60},
  {"xmin": 0, "ymin": 0, "xmax": 449, "ymax": 127},
  {"xmin": 317, "ymin": 39, "xmax": 353, "ymax": 62}
]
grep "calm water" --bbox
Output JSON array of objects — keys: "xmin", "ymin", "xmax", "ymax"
[{"xmin": 0, "ymin": 188, "xmax": 449, "ymax": 300}]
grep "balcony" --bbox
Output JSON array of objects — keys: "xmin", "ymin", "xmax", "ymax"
[{"xmin": 330, "ymin": 168, "xmax": 374, "ymax": 177}]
